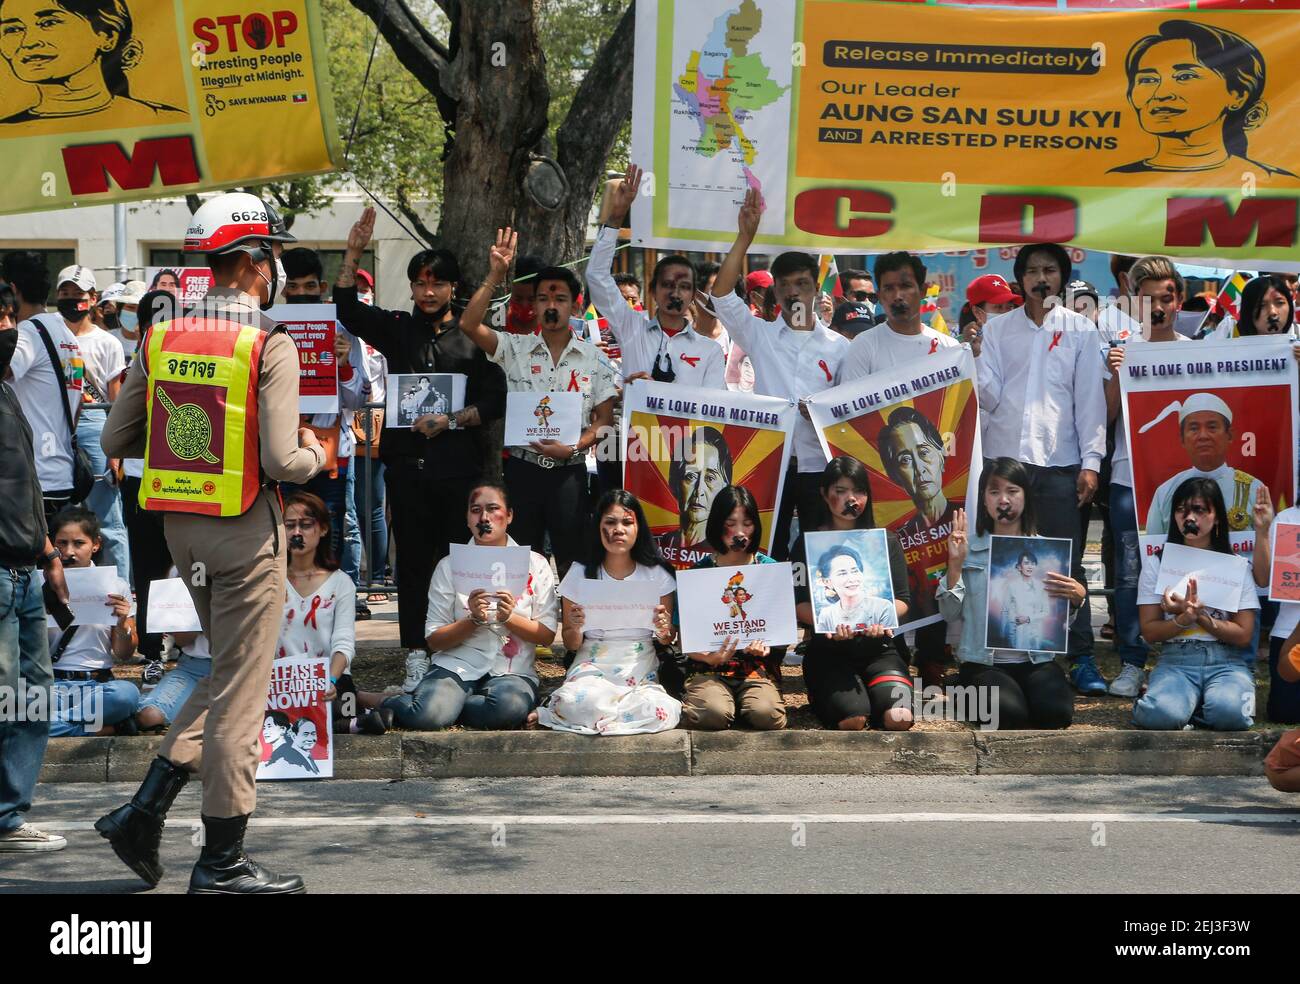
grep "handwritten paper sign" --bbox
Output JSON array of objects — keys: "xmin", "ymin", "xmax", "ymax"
[{"xmin": 1154, "ymin": 543, "xmax": 1249, "ymax": 614}]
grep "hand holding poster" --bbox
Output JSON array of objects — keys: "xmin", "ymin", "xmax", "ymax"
[
  {"xmin": 1269, "ymin": 521, "xmax": 1300, "ymax": 603},
  {"xmin": 1154, "ymin": 543, "xmax": 1250, "ymax": 614},
  {"xmin": 563, "ymin": 578, "xmax": 661, "ymax": 634},
  {"xmin": 258, "ymin": 657, "xmax": 333, "ymax": 781},
  {"xmin": 145, "ymin": 578, "xmax": 202, "ymax": 634},
  {"xmin": 807, "ymin": 345, "xmax": 981, "ymax": 631},
  {"xmin": 447, "ymin": 544, "xmax": 531, "ymax": 603},
  {"xmin": 1118, "ymin": 335, "xmax": 1298, "ymax": 573},
  {"xmin": 803, "ymin": 529, "xmax": 896, "ymax": 634},
  {"xmin": 985, "ymin": 535, "xmax": 1073, "ymax": 655},
  {"xmin": 621, "ymin": 380, "xmax": 795, "ymax": 568},
  {"xmin": 63, "ymin": 565, "xmax": 123, "ymax": 626},
  {"xmin": 386, "ymin": 373, "xmax": 467, "ymax": 428},
  {"xmin": 266, "ymin": 304, "xmax": 338, "ymax": 414},
  {"xmin": 504, "ymin": 391, "xmax": 583, "ymax": 447},
  {"xmin": 677, "ymin": 562, "xmax": 797, "ymax": 654}
]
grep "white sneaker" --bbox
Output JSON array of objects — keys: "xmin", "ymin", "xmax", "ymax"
[
  {"xmin": 1108, "ymin": 664, "xmax": 1146, "ymax": 698},
  {"xmin": 0, "ymin": 822, "xmax": 67, "ymax": 852},
  {"xmin": 401, "ymin": 650, "xmax": 430, "ymax": 693}
]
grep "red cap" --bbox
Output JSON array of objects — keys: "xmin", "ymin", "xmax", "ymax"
[
  {"xmin": 744, "ymin": 270, "xmax": 773, "ymax": 292},
  {"xmin": 966, "ymin": 274, "xmax": 1017, "ymax": 306},
  {"xmin": 356, "ymin": 269, "xmax": 375, "ymax": 289}
]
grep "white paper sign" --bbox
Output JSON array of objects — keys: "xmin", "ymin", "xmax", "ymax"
[
  {"xmin": 1153, "ymin": 543, "xmax": 1249, "ymax": 614},
  {"xmin": 146, "ymin": 578, "xmax": 202, "ymax": 634},
  {"xmin": 504, "ymin": 391, "xmax": 583, "ymax": 447},
  {"xmin": 448, "ymin": 544, "xmax": 531, "ymax": 601},
  {"xmin": 386, "ymin": 373, "xmax": 467, "ymax": 427},
  {"xmin": 565, "ymin": 578, "xmax": 661, "ymax": 634},
  {"xmin": 677, "ymin": 562, "xmax": 798, "ymax": 654},
  {"xmin": 64, "ymin": 565, "xmax": 121, "ymax": 626}
]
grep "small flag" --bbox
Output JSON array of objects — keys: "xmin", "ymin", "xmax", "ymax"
[
  {"xmin": 817, "ymin": 254, "xmax": 842, "ymax": 298},
  {"xmin": 292, "ymin": 92, "xmax": 308, "ymax": 104},
  {"xmin": 921, "ymin": 283, "xmax": 949, "ymax": 335},
  {"xmin": 1213, "ymin": 272, "xmax": 1248, "ymax": 321}
]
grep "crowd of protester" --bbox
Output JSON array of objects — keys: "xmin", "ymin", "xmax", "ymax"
[{"xmin": 1, "ymin": 170, "xmax": 1298, "ymax": 803}]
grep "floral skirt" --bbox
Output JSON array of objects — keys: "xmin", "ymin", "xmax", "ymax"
[{"xmin": 536, "ymin": 638, "xmax": 681, "ymax": 735}]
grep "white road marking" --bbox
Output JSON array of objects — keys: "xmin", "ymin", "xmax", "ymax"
[{"xmin": 36, "ymin": 811, "xmax": 1300, "ymax": 832}]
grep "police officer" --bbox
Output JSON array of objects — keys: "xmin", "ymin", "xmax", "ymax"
[{"xmin": 96, "ymin": 193, "xmax": 325, "ymax": 894}]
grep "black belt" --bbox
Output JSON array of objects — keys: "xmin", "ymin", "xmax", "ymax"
[{"xmin": 54, "ymin": 668, "xmax": 114, "ymax": 683}]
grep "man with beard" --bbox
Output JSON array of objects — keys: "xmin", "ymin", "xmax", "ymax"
[
  {"xmin": 975, "ymin": 242, "xmax": 1107, "ymax": 694},
  {"xmin": 334, "ymin": 208, "xmax": 507, "ymax": 695}
]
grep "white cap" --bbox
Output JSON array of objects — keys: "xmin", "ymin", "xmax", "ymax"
[
  {"xmin": 56, "ymin": 264, "xmax": 97, "ymax": 292},
  {"xmin": 118, "ymin": 280, "xmax": 146, "ymax": 304},
  {"xmin": 1138, "ymin": 392, "xmax": 1233, "ymax": 435},
  {"xmin": 99, "ymin": 282, "xmax": 126, "ymax": 303}
]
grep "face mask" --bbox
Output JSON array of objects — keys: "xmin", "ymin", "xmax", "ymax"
[
  {"xmin": 101, "ymin": 309, "xmax": 120, "ymax": 332},
  {"xmin": 358, "ymin": 291, "xmax": 374, "ymax": 307},
  {"xmin": 119, "ymin": 310, "xmax": 138, "ymax": 332},
  {"xmin": 57, "ymin": 298, "xmax": 90, "ymax": 322},
  {"xmin": 285, "ymin": 294, "xmax": 321, "ymax": 305}
]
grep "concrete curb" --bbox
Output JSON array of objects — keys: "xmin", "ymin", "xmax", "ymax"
[{"xmin": 36, "ymin": 728, "xmax": 1284, "ymax": 783}]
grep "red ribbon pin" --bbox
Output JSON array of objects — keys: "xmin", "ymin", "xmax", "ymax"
[
  {"xmin": 303, "ymin": 595, "xmax": 322, "ymax": 630},
  {"xmin": 1048, "ymin": 330, "xmax": 1063, "ymax": 351},
  {"xmin": 818, "ymin": 359, "xmax": 832, "ymax": 382}
]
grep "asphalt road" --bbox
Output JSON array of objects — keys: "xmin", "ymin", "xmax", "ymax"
[{"xmin": 2, "ymin": 775, "xmax": 1297, "ymax": 894}]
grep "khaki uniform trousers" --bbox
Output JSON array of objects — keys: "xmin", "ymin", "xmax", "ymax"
[
  {"xmin": 680, "ymin": 673, "xmax": 786, "ymax": 731},
  {"xmin": 158, "ymin": 488, "xmax": 285, "ymax": 817}
]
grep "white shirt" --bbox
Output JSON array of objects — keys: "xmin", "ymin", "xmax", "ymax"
[
  {"xmin": 1096, "ymin": 303, "xmax": 1142, "ymax": 348},
  {"xmin": 306, "ymin": 327, "xmax": 368, "ymax": 459},
  {"xmin": 109, "ymin": 328, "xmax": 142, "ymax": 365},
  {"xmin": 487, "ymin": 330, "xmax": 618, "ymax": 459},
  {"xmin": 839, "ymin": 322, "xmax": 960, "ymax": 382},
  {"xmin": 279, "ymin": 569, "xmax": 357, "ymax": 671},
  {"xmin": 712, "ymin": 289, "xmax": 849, "ymax": 472},
  {"xmin": 1111, "ymin": 335, "xmax": 1189, "ymax": 489},
  {"xmin": 559, "ymin": 561, "xmax": 676, "ymax": 641},
  {"xmin": 9, "ymin": 314, "xmax": 83, "ymax": 490},
  {"xmin": 73, "ymin": 325, "xmax": 126, "ymax": 405},
  {"xmin": 587, "ymin": 226, "xmax": 726, "ymax": 388},
  {"xmin": 1137, "ymin": 548, "xmax": 1258, "ymax": 642},
  {"xmin": 977, "ymin": 304, "xmax": 1107, "ymax": 472},
  {"xmin": 47, "ymin": 564, "xmax": 133, "ymax": 672},
  {"xmin": 1145, "ymin": 463, "xmax": 1264, "ymax": 536},
  {"xmin": 426, "ymin": 539, "xmax": 558, "ymax": 682},
  {"xmin": 1270, "ymin": 506, "xmax": 1300, "ymax": 640}
]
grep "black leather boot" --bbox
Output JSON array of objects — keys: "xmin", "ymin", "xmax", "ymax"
[
  {"xmin": 188, "ymin": 815, "xmax": 306, "ymax": 895},
  {"xmin": 94, "ymin": 756, "xmax": 190, "ymax": 887}
]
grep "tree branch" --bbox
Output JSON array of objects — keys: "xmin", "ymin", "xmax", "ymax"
[{"xmin": 394, "ymin": 186, "xmax": 440, "ymax": 248}]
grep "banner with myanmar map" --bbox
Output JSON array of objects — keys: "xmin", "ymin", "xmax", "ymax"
[
  {"xmin": 629, "ymin": 0, "xmax": 1300, "ymax": 262},
  {"xmin": 806, "ymin": 346, "xmax": 982, "ymax": 632}
]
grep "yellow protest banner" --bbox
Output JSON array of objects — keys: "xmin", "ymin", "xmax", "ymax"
[
  {"xmin": 0, "ymin": 0, "xmax": 340, "ymax": 214},
  {"xmin": 631, "ymin": 0, "xmax": 1300, "ymax": 260}
]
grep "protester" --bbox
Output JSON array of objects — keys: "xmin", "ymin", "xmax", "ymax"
[
  {"xmin": 679, "ymin": 486, "xmax": 786, "ymax": 731},
  {"xmin": 362, "ymin": 484, "xmax": 556, "ymax": 730},
  {"xmin": 711, "ymin": 189, "xmax": 849, "ymax": 559},
  {"xmin": 1134, "ymin": 478, "xmax": 1257, "ymax": 731},
  {"xmin": 335, "ymin": 208, "xmax": 506, "ymax": 694},
  {"xmin": 46, "ymin": 507, "xmax": 140, "ymax": 737},
  {"xmin": 1248, "ymin": 488, "xmax": 1300, "ymax": 724},
  {"xmin": 349, "ymin": 266, "xmax": 390, "ymax": 596},
  {"xmin": 792, "ymin": 457, "xmax": 913, "ymax": 731},
  {"xmin": 838, "ymin": 269, "xmax": 876, "ymax": 308},
  {"xmin": 1237, "ymin": 275, "xmax": 1295, "ymax": 336},
  {"xmin": 0, "ymin": 313, "xmax": 69, "ymax": 852},
  {"xmin": 134, "ymin": 568, "xmax": 212, "ymax": 732},
  {"xmin": 459, "ymin": 227, "xmax": 616, "ymax": 579},
  {"xmin": 539, "ymin": 491, "xmax": 680, "ymax": 734},
  {"xmin": 99, "ymin": 280, "xmax": 147, "ymax": 361},
  {"xmin": 938, "ymin": 458, "xmax": 1085, "ymax": 730},
  {"xmin": 1102, "ymin": 256, "xmax": 1191, "ymax": 697},
  {"xmin": 957, "ymin": 273, "xmax": 1019, "ymax": 353},
  {"xmin": 828, "ymin": 300, "xmax": 874, "ymax": 342},
  {"xmin": 975, "ymin": 242, "xmax": 1107, "ymax": 694},
  {"xmin": 613, "ymin": 273, "xmax": 642, "ymax": 309},
  {"xmin": 3, "ymin": 251, "xmax": 86, "ymax": 524}
]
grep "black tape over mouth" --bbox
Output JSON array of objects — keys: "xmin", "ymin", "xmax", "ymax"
[
  {"xmin": 842, "ymin": 501, "xmax": 862, "ymax": 517},
  {"xmin": 289, "ymin": 534, "xmax": 306, "ymax": 550},
  {"xmin": 665, "ymin": 297, "xmax": 685, "ymax": 312},
  {"xmin": 476, "ymin": 521, "xmax": 493, "ymax": 537},
  {"xmin": 542, "ymin": 309, "xmax": 560, "ymax": 324},
  {"xmin": 996, "ymin": 506, "xmax": 1014, "ymax": 521},
  {"xmin": 1182, "ymin": 519, "xmax": 1200, "ymax": 537},
  {"xmin": 1032, "ymin": 283, "xmax": 1052, "ymax": 297},
  {"xmin": 729, "ymin": 536, "xmax": 749, "ymax": 552}
]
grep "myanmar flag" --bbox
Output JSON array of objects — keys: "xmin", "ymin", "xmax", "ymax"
[
  {"xmin": 1214, "ymin": 272, "xmax": 1249, "ymax": 320},
  {"xmin": 817, "ymin": 254, "xmax": 841, "ymax": 297},
  {"xmin": 921, "ymin": 283, "xmax": 949, "ymax": 335}
]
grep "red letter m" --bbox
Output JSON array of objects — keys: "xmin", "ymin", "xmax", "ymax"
[
  {"xmin": 62, "ymin": 136, "xmax": 201, "ymax": 195},
  {"xmin": 1166, "ymin": 196, "xmax": 1298, "ymax": 249}
]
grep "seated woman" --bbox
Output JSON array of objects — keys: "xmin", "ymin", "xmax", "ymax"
[
  {"xmin": 680, "ymin": 486, "xmax": 786, "ymax": 731},
  {"xmin": 938, "ymin": 458, "xmax": 1085, "ymax": 730},
  {"xmin": 47, "ymin": 508, "xmax": 140, "ymax": 736},
  {"xmin": 792, "ymin": 458, "xmax": 912, "ymax": 732},
  {"xmin": 362, "ymin": 483, "xmax": 556, "ymax": 730},
  {"xmin": 1134, "ymin": 477, "xmax": 1258, "ymax": 731},
  {"xmin": 1265, "ymin": 642, "xmax": 1300, "ymax": 791},
  {"xmin": 279, "ymin": 492, "xmax": 389, "ymax": 736},
  {"xmin": 539, "ymin": 491, "xmax": 680, "ymax": 735}
]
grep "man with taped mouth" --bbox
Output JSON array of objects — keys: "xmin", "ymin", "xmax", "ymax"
[
  {"xmin": 1141, "ymin": 391, "xmax": 1264, "ymax": 536},
  {"xmin": 840, "ymin": 252, "xmax": 959, "ymax": 382}
]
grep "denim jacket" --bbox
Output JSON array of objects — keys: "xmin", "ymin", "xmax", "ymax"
[{"xmin": 935, "ymin": 532, "xmax": 1067, "ymax": 666}]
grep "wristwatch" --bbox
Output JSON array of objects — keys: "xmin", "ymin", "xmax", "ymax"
[{"xmin": 447, "ymin": 412, "xmax": 459, "ymax": 431}]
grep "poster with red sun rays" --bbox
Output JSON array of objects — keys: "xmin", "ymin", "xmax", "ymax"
[
  {"xmin": 808, "ymin": 346, "xmax": 982, "ymax": 631},
  {"xmin": 622, "ymin": 381, "xmax": 795, "ymax": 569}
]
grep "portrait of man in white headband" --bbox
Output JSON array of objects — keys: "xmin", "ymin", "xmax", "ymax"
[{"xmin": 1139, "ymin": 392, "xmax": 1264, "ymax": 534}]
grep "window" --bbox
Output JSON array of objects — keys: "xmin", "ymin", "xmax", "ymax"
[{"xmin": 147, "ymin": 248, "xmax": 207, "ymax": 269}]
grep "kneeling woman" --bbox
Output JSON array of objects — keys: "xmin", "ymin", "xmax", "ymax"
[
  {"xmin": 680, "ymin": 486, "xmax": 786, "ymax": 731},
  {"xmin": 538, "ymin": 491, "xmax": 681, "ymax": 735},
  {"xmin": 361, "ymin": 484, "xmax": 557, "ymax": 730},
  {"xmin": 938, "ymin": 458, "xmax": 1085, "ymax": 730},
  {"xmin": 1134, "ymin": 477, "xmax": 1257, "ymax": 731},
  {"xmin": 792, "ymin": 458, "xmax": 913, "ymax": 731}
]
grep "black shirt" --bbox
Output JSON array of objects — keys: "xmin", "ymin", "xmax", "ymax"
[
  {"xmin": 334, "ymin": 284, "xmax": 506, "ymax": 476},
  {"xmin": 0, "ymin": 380, "xmax": 47, "ymax": 566}
]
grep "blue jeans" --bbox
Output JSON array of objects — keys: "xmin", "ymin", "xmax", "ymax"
[
  {"xmin": 341, "ymin": 459, "xmax": 361, "ymax": 584},
  {"xmin": 0, "ymin": 568, "xmax": 53, "ymax": 833},
  {"xmin": 1132, "ymin": 641, "xmax": 1255, "ymax": 731},
  {"xmin": 137, "ymin": 653, "xmax": 211, "ymax": 724},
  {"xmin": 76, "ymin": 409, "xmax": 131, "ymax": 577},
  {"xmin": 49, "ymin": 678, "xmax": 139, "ymax": 736},
  {"xmin": 384, "ymin": 665, "xmax": 538, "ymax": 730},
  {"xmin": 354, "ymin": 455, "xmax": 387, "ymax": 581},
  {"xmin": 1108, "ymin": 483, "xmax": 1149, "ymax": 668}
]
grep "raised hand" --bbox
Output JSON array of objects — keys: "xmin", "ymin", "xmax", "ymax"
[
  {"xmin": 737, "ymin": 187, "xmax": 764, "ymax": 240},
  {"xmin": 347, "ymin": 206, "xmax": 376, "ymax": 254},
  {"xmin": 947, "ymin": 508, "xmax": 969, "ymax": 568},
  {"xmin": 489, "ymin": 227, "xmax": 517, "ymax": 281},
  {"xmin": 1253, "ymin": 484, "xmax": 1274, "ymax": 532},
  {"xmin": 608, "ymin": 163, "xmax": 642, "ymax": 219}
]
